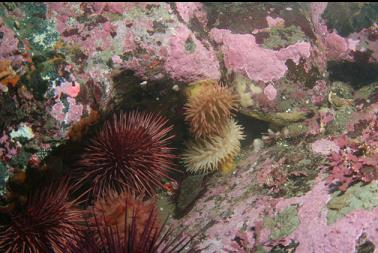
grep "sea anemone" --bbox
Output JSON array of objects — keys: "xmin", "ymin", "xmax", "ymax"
[
  {"xmin": 182, "ymin": 119, "xmax": 245, "ymax": 174},
  {"xmin": 0, "ymin": 180, "xmax": 84, "ymax": 253},
  {"xmin": 184, "ymin": 80, "xmax": 238, "ymax": 139},
  {"xmin": 74, "ymin": 110, "xmax": 176, "ymax": 198},
  {"xmin": 69, "ymin": 192, "xmax": 196, "ymax": 253}
]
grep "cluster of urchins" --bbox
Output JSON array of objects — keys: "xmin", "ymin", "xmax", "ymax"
[{"xmin": 0, "ymin": 79, "xmax": 242, "ymax": 252}]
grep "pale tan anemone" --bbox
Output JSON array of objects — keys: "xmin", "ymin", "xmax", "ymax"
[
  {"xmin": 182, "ymin": 119, "xmax": 245, "ymax": 174},
  {"xmin": 184, "ymin": 80, "xmax": 238, "ymax": 139}
]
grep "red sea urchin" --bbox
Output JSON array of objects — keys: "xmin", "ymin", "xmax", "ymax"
[
  {"xmin": 70, "ymin": 195, "xmax": 197, "ymax": 253},
  {"xmin": 75, "ymin": 111, "xmax": 176, "ymax": 198},
  {"xmin": 0, "ymin": 180, "xmax": 84, "ymax": 253},
  {"xmin": 91, "ymin": 190, "xmax": 160, "ymax": 243}
]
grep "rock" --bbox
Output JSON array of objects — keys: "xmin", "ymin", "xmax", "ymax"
[
  {"xmin": 327, "ymin": 183, "xmax": 378, "ymax": 224},
  {"xmin": 263, "ymin": 205, "xmax": 300, "ymax": 240},
  {"xmin": 176, "ymin": 174, "xmax": 205, "ymax": 217}
]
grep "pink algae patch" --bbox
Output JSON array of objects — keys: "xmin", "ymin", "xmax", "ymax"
[
  {"xmin": 311, "ymin": 139, "xmax": 340, "ymax": 156},
  {"xmin": 275, "ymin": 177, "xmax": 378, "ymax": 253},
  {"xmin": 65, "ymin": 97, "xmax": 83, "ymax": 124},
  {"xmin": 264, "ymin": 84, "xmax": 277, "ymax": 101},
  {"xmin": 112, "ymin": 55, "xmax": 123, "ymax": 65},
  {"xmin": 50, "ymin": 101, "xmax": 65, "ymax": 122},
  {"xmin": 210, "ymin": 28, "xmax": 311, "ymax": 83},
  {"xmin": 0, "ymin": 24, "xmax": 19, "ymax": 58},
  {"xmin": 55, "ymin": 81, "xmax": 80, "ymax": 98},
  {"xmin": 276, "ymin": 41, "xmax": 311, "ymax": 65},
  {"xmin": 325, "ymin": 32, "xmax": 349, "ymax": 60},
  {"xmin": 176, "ymin": 2, "xmax": 208, "ymax": 26},
  {"xmin": 164, "ymin": 25, "xmax": 220, "ymax": 82},
  {"xmin": 266, "ymin": 16, "xmax": 285, "ymax": 28}
]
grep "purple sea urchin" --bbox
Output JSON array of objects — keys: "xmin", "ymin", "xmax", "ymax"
[{"xmin": 74, "ymin": 111, "xmax": 176, "ymax": 198}]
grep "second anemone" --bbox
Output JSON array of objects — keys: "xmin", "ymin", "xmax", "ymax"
[{"xmin": 182, "ymin": 119, "xmax": 245, "ymax": 174}]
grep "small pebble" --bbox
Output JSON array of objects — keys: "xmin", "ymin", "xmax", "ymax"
[
  {"xmin": 172, "ymin": 84, "xmax": 179, "ymax": 91},
  {"xmin": 140, "ymin": 80, "xmax": 147, "ymax": 87}
]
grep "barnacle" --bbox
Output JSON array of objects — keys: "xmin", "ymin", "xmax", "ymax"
[
  {"xmin": 182, "ymin": 119, "xmax": 245, "ymax": 174},
  {"xmin": 184, "ymin": 80, "xmax": 238, "ymax": 139}
]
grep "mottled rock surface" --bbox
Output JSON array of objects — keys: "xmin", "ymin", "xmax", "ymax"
[{"xmin": 0, "ymin": 3, "xmax": 377, "ymax": 252}]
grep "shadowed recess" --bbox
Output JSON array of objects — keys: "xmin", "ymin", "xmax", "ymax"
[{"xmin": 328, "ymin": 61, "xmax": 378, "ymax": 89}]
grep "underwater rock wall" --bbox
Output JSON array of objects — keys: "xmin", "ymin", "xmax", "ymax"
[{"xmin": 0, "ymin": 2, "xmax": 377, "ymax": 252}]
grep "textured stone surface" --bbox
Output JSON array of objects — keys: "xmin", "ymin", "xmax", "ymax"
[{"xmin": 0, "ymin": 3, "xmax": 377, "ymax": 252}]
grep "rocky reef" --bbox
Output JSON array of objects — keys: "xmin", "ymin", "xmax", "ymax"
[{"xmin": 0, "ymin": 2, "xmax": 377, "ymax": 253}]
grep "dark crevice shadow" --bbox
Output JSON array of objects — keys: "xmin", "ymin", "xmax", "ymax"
[
  {"xmin": 235, "ymin": 112, "xmax": 270, "ymax": 148},
  {"xmin": 328, "ymin": 61, "xmax": 378, "ymax": 89}
]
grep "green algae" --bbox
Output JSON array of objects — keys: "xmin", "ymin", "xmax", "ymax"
[
  {"xmin": 12, "ymin": 3, "xmax": 59, "ymax": 54},
  {"xmin": 241, "ymin": 110, "xmax": 311, "ymax": 126},
  {"xmin": 264, "ymin": 205, "xmax": 300, "ymax": 240},
  {"xmin": 282, "ymin": 122, "xmax": 308, "ymax": 139},
  {"xmin": 331, "ymin": 81, "xmax": 354, "ymax": 99},
  {"xmin": 8, "ymin": 149, "xmax": 31, "ymax": 170},
  {"xmin": 323, "ymin": 2, "xmax": 378, "ymax": 37},
  {"xmin": 185, "ymin": 36, "xmax": 196, "ymax": 53},
  {"xmin": 263, "ymin": 142, "xmax": 324, "ymax": 198},
  {"xmin": 354, "ymin": 82, "xmax": 378, "ymax": 101},
  {"xmin": 262, "ymin": 25, "xmax": 306, "ymax": 50},
  {"xmin": 22, "ymin": 53, "xmax": 61, "ymax": 100},
  {"xmin": 325, "ymin": 106, "xmax": 355, "ymax": 135},
  {"xmin": 327, "ymin": 182, "xmax": 378, "ymax": 224}
]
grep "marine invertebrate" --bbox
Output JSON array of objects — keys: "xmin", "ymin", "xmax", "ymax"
[
  {"xmin": 182, "ymin": 119, "xmax": 245, "ymax": 174},
  {"xmin": 91, "ymin": 190, "xmax": 159, "ymax": 243},
  {"xmin": 184, "ymin": 80, "xmax": 238, "ymax": 139},
  {"xmin": 0, "ymin": 60, "xmax": 20, "ymax": 87},
  {"xmin": 74, "ymin": 110, "xmax": 176, "ymax": 198},
  {"xmin": 0, "ymin": 180, "xmax": 84, "ymax": 253},
  {"xmin": 70, "ymin": 191, "xmax": 196, "ymax": 253}
]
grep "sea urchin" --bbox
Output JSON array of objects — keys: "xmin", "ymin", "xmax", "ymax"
[
  {"xmin": 70, "ymin": 191, "xmax": 196, "ymax": 253},
  {"xmin": 0, "ymin": 180, "xmax": 84, "ymax": 253},
  {"xmin": 91, "ymin": 190, "xmax": 159, "ymax": 243},
  {"xmin": 74, "ymin": 111, "xmax": 176, "ymax": 198}
]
